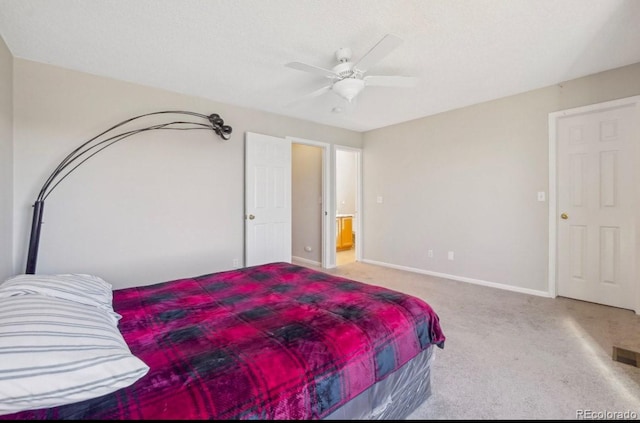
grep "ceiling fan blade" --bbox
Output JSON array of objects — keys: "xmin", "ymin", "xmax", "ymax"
[
  {"xmin": 364, "ymin": 75, "xmax": 419, "ymax": 87},
  {"xmin": 284, "ymin": 84, "xmax": 332, "ymax": 108},
  {"xmin": 285, "ymin": 62, "xmax": 339, "ymax": 79},
  {"xmin": 353, "ymin": 34, "xmax": 403, "ymax": 73},
  {"xmin": 304, "ymin": 84, "xmax": 333, "ymax": 98}
]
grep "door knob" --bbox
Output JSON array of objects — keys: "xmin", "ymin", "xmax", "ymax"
[
  {"xmin": 248, "ymin": 214, "xmax": 255, "ymax": 220},
  {"xmin": 560, "ymin": 213, "xmax": 568, "ymax": 220}
]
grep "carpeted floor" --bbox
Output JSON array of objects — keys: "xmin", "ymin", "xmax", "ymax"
[{"xmin": 296, "ymin": 259, "xmax": 640, "ymax": 420}]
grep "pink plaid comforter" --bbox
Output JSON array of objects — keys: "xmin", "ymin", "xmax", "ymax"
[{"xmin": 4, "ymin": 262, "xmax": 445, "ymax": 419}]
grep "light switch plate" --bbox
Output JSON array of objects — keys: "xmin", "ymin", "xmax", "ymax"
[{"xmin": 537, "ymin": 191, "xmax": 546, "ymax": 202}]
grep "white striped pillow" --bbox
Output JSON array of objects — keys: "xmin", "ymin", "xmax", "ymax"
[
  {"xmin": 0, "ymin": 294, "xmax": 149, "ymax": 415},
  {"xmin": 0, "ymin": 274, "xmax": 120, "ymax": 322}
]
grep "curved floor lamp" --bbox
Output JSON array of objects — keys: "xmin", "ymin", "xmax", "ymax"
[{"xmin": 25, "ymin": 110, "xmax": 233, "ymax": 274}]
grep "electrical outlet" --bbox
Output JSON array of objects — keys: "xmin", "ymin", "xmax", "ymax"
[
  {"xmin": 232, "ymin": 259, "xmax": 240, "ymax": 268},
  {"xmin": 448, "ymin": 251, "xmax": 454, "ymax": 260},
  {"xmin": 427, "ymin": 249, "xmax": 433, "ymax": 258}
]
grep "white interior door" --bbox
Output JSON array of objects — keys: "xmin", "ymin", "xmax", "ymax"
[
  {"xmin": 556, "ymin": 103, "xmax": 636, "ymax": 310},
  {"xmin": 245, "ymin": 132, "xmax": 292, "ymax": 267}
]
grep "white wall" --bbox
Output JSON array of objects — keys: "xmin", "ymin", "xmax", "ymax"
[
  {"xmin": 12, "ymin": 59, "xmax": 362, "ymax": 288},
  {"xmin": 292, "ymin": 144, "xmax": 322, "ymax": 264},
  {"xmin": 0, "ymin": 36, "xmax": 13, "ymax": 281},
  {"xmin": 362, "ymin": 62, "xmax": 640, "ymax": 294}
]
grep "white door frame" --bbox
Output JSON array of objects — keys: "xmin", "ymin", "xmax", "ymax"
[
  {"xmin": 334, "ymin": 145, "xmax": 363, "ymax": 265},
  {"xmin": 286, "ymin": 136, "xmax": 331, "ymax": 268},
  {"xmin": 548, "ymin": 95, "xmax": 640, "ymax": 314}
]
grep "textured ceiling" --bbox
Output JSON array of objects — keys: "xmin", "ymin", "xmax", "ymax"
[{"xmin": 1, "ymin": 0, "xmax": 639, "ymax": 132}]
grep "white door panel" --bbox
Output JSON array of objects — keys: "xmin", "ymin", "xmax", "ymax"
[
  {"xmin": 245, "ymin": 132, "xmax": 292, "ymax": 266},
  {"xmin": 557, "ymin": 104, "xmax": 635, "ymax": 310}
]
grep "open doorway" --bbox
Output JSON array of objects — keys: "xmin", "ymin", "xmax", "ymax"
[
  {"xmin": 291, "ymin": 143, "xmax": 323, "ymax": 267},
  {"xmin": 289, "ymin": 137, "xmax": 331, "ymax": 269},
  {"xmin": 286, "ymin": 138, "xmax": 361, "ymax": 269},
  {"xmin": 335, "ymin": 147, "xmax": 361, "ymax": 266}
]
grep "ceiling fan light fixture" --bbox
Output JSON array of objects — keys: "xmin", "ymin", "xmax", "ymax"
[
  {"xmin": 286, "ymin": 34, "xmax": 411, "ymax": 108},
  {"xmin": 332, "ymin": 78, "xmax": 365, "ymax": 102}
]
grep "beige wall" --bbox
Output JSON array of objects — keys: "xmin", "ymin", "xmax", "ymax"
[
  {"xmin": 292, "ymin": 144, "xmax": 322, "ymax": 264},
  {"xmin": 0, "ymin": 37, "xmax": 13, "ymax": 281},
  {"xmin": 362, "ymin": 62, "xmax": 640, "ymax": 294},
  {"xmin": 12, "ymin": 59, "xmax": 361, "ymax": 288},
  {"xmin": 9, "ymin": 53, "xmax": 640, "ymax": 294}
]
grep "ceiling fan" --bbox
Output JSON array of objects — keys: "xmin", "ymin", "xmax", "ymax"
[{"xmin": 285, "ymin": 34, "xmax": 418, "ymax": 109}]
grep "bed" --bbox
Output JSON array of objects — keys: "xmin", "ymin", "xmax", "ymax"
[{"xmin": 0, "ymin": 261, "xmax": 445, "ymax": 419}]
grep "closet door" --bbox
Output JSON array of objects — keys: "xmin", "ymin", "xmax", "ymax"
[
  {"xmin": 556, "ymin": 103, "xmax": 636, "ymax": 310},
  {"xmin": 245, "ymin": 132, "xmax": 292, "ymax": 266}
]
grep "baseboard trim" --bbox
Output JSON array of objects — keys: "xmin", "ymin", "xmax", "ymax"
[
  {"xmin": 360, "ymin": 259, "xmax": 551, "ymax": 298},
  {"xmin": 292, "ymin": 256, "xmax": 322, "ymax": 267}
]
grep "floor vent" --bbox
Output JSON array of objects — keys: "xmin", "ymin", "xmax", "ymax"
[{"xmin": 612, "ymin": 346, "xmax": 640, "ymax": 367}]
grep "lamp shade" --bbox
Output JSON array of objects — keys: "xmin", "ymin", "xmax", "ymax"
[{"xmin": 332, "ymin": 78, "xmax": 365, "ymax": 102}]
